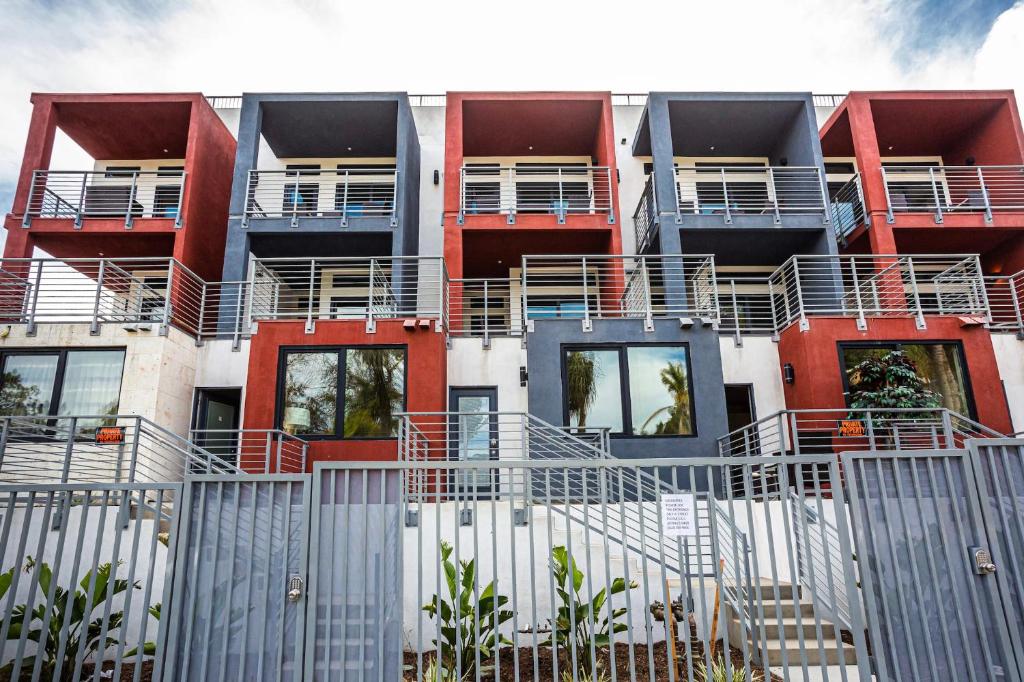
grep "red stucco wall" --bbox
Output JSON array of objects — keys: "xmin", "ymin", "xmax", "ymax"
[
  {"xmin": 777, "ymin": 316, "xmax": 1013, "ymax": 434},
  {"xmin": 241, "ymin": 319, "xmax": 448, "ymax": 467}
]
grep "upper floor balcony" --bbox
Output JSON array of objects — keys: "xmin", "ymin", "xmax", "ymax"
[
  {"xmin": 228, "ymin": 93, "xmax": 418, "ymax": 237},
  {"xmin": 4, "ymin": 94, "xmax": 234, "ymax": 280},
  {"xmin": 820, "ymin": 91, "xmax": 1024, "ymax": 260},
  {"xmin": 444, "ymin": 93, "xmax": 620, "ymax": 232},
  {"xmin": 631, "ymin": 93, "xmax": 832, "ymax": 254}
]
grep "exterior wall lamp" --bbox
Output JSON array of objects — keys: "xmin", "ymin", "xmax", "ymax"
[{"xmin": 783, "ymin": 363, "xmax": 795, "ymax": 384}]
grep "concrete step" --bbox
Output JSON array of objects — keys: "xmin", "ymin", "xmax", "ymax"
[
  {"xmin": 751, "ymin": 617, "xmax": 847, "ymax": 641},
  {"xmin": 754, "ymin": 639, "xmax": 859, "ymax": 666}
]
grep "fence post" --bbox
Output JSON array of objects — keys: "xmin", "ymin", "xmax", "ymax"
[
  {"xmin": 196, "ymin": 281, "xmax": 207, "ymax": 347},
  {"xmin": 159, "ymin": 260, "xmax": 173, "ymax": 336},
  {"xmin": 788, "ymin": 412, "xmax": 801, "ymax": 455},
  {"xmin": 792, "ymin": 258, "xmax": 809, "ymax": 331},
  {"xmin": 1010, "ymin": 272, "xmax": 1024, "ymax": 338},
  {"xmin": 21, "ymin": 171, "xmax": 37, "ymax": 227},
  {"xmin": 482, "ymin": 278, "xmax": 490, "ymax": 349},
  {"xmin": 25, "ymin": 260, "xmax": 43, "ymax": 336},
  {"xmin": 817, "ymin": 167, "xmax": 832, "ymax": 224},
  {"xmin": 175, "ymin": 170, "xmax": 187, "ymax": 227},
  {"xmin": 855, "ymin": 174, "xmax": 870, "ymax": 226},
  {"xmin": 366, "ymin": 258, "xmax": 377, "ymax": 333},
  {"xmin": 865, "ymin": 409, "xmax": 876, "ymax": 449},
  {"xmin": 53, "ymin": 416, "xmax": 78, "ymax": 530},
  {"xmin": 125, "ymin": 171, "xmax": 138, "ymax": 228},
  {"xmin": 290, "ymin": 170, "xmax": 300, "ymax": 228},
  {"xmin": 242, "ymin": 170, "xmax": 253, "ymax": 228},
  {"xmin": 521, "ymin": 256, "xmax": 531, "ymax": 334},
  {"xmin": 940, "ymin": 410, "xmax": 955, "ymax": 449},
  {"xmin": 975, "ymin": 166, "xmax": 993, "ymax": 222},
  {"xmin": 729, "ymin": 278, "xmax": 741, "ymax": 346},
  {"xmin": 0, "ymin": 418, "xmax": 9, "ymax": 476},
  {"xmin": 340, "ymin": 169, "xmax": 350, "ymax": 227},
  {"xmin": 850, "ymin": 256, "xmax": 867, "ymax": 330},
  {"xmin": 605, "ymin": 167, "xmax": 615, "ymax": 224},
  {"xmin": 389, "ymin": 169, "xmax": 400, "ymax": 227},
  {"xmin": 640, "ymin": 256, "xmax": 654, "ymax": 332},
  {"xmin": 90, "ymin": 259, "xmax": 106, "ymax": 335},
  {"xmin": 305, "ymin": 259, "xmax": 316, "ymax": 334},
  {"xmin": 580, "ymin": 256, "xmax": 592, "ymax": 332},
  {"xmin": 457, "ymin": 167, "xmax": 466, "ymax": 225},
  {"xmin": 556, "ymin": 167, "xmax": 566, "ymax": 224},
  {"xmin": 767, "ymin": 167, "xmax": 781, "ymax": 224},
  {"xmin": 275, "ymin": 432, "xmax": 284, "ymax": 474},
  {"xmin": 74, "ymin": 172, "xmax": 87, "ymax": 229},
  {"xmin": 928, "ymin": 167, "xmax": 944, "ymax": 223},
  {"xmin": 905, "ymin": 256, "xmax": 927, "ymax": 329},
  {"xmin": 265, "ymin": 431, "xmax": 273, "ymax": 474},
  {"xmin": 721, "ymin": 168, "xmax": 732, "ymax": 224},
  {"xmin": 881, "ymin": 167, "xmax": 895, "ymax": 224}
]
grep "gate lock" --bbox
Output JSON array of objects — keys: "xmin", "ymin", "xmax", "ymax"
[
  {"xmin": 287, "ymin": 575, "xmax": 304, "ymax": 602},
  {"xmin": 970, "ymin": 546, "xmax": 997, "ymax": 575}
]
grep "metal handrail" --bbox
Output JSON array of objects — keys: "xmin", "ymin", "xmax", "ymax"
[
  {"xmin": 881, "ymin": 164, "xmax": 1024, "ymax": 223},
  {"xmin": 830, "ymin": 173, "xmax": 868, "ymax": 241},
  {"xmin": 0, "ymin": 414, "xmax": 243, "ymax": 484},
  {"xmin": 672, "ymin": 165, "xmax": 830, "ymax": 223},
  {"xmin": 985, "ymin": 270, "xmax": 1024, "ymax": 334},
  {"xmin": 633, "ymin": 174, "xmax": 658, "ymax": 253},
  {"xmin": 242, "ymin": 167, "xmax": 399, "ymax": 226},
  {"xmin": 22, "ymin": 169, "xmax": 186, "ymax": 228},
  {"xmin": 187, "ymin": 428, "xmax": 308, "ymax": 473},
  {"xmin": 458, "ymin": 165, "xmax": 615, "ymax": 224}
]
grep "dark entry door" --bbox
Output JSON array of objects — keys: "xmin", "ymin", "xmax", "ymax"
[
  {"xmin": 192, "ymin": 388, "xmax": 241, "ymax": 461},
  {"xmin": 449, "ymin": 387, "xmax": 499, "ymax": 494}
]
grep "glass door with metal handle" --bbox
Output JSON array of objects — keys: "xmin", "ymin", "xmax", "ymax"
[{"xmin": 449, "ymin": 388, "xmax": 499, "ymax": 498}]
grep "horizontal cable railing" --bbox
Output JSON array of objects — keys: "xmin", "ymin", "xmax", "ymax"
[
  {"xmin": 716, "ymin": 276, "xmax": 778, "ymax": 338},
  {"xmin": 0, "ymin": 257, "xmax": 207, "ymax": 338},
  {"xmin": 459, "ymin": 165, "xmax": 614, "ymax": 224},
  {"xmin": 187, "ymin": 428, "xmax": 307, "ymax": 473},
  {"xmin": 632, "ymin": 174, "xmax": 658, "ymax": 253},
  {"xmin": 985, "ymin": 270, "xmax": 1024, "ymax": 333},
  {"xmin": 791, "ymin": 491, "xmax": 859, "ymax": 631},
  {"xmin": 882, "ymin": 165, "xmax": 1024, "ymax": 222},
  {"xmin": 521, "ymin": 254, "xmax": 720, "ymax": 328},
  {"xmin": 672, "ymin": 166, "xmax": 830, "ymax": 223},
  {"xmin": 830, "ymin": 173, "xmax": 868, "ymax": 241},
  {"xmin": 448, "ymin": 277, "xmax": 520, "ymax": 339},
  {"xmin": 244, "ymin": 256, "xmax": 448, "ymax": 332},
  {"xmin": 813, "ymin": 93, "xmax": 847, "ymax": 107},
  {"xmin": 22, "ymin": 170, "xmax": 186, "ymax": 228},
  {"xmin": 243, "ymin": 167, "xmax": 398, "ymax": 226},
  {"xmin": 769, "ymin": 254, "xmax": 988, "ymax": 329},
  {"xmin": 0, "ymin": 414, "xmax": 243, "ymax": 485}
]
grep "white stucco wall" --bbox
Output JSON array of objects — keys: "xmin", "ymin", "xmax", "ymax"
[
  {"xmin": 611, "ymin": 105, "xmax": 648, "ymax": 256},
  {"xmin": 992, "ymin": 332, "xmax": 1024, "ymax": 433},
  {"xmin": 192, "ymin": 338, "xmax": 251, "ymax": 421},
  {"xmin": 0, "ymin": 323, "xmax": 199, "ymax": 436},
  {"xmin": 718, "ymin": 336, "xmax": 787, "ymax": 421},
  {"xmin": 447, "ymin": 337, "xmax": 528, "ymax": 418},
  {"xmin": 411, "ymin": 104, "xmax": 446, "ymax": 259}
]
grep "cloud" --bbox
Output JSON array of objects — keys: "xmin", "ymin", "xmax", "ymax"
[{"xmin": 0, "ymin": 0, "xmax": 1021, "ymax": 209}]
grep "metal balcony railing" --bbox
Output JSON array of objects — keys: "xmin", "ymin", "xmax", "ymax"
[
  {"xmin": 768, "ymin": 254, "xmax": 988, "ymax": 331},
  {"xmin": 188, "ymin": 428, "xmax": 308, "ymax": 473},
  {"xmin": 243, "ymin": 167, "xmax": 399, "ymax": 227},
  {"xmin": 0, "ymin": 257, "xmax": 207, "ymax": 337},
  {"xmin": 672, "ymin": 166, "xmax": 830, "ymax": 223},
  {"xmin": 22, "ymin": 169, "xmax": 186, "ymax": 228},
  {"xmin": 458, "ymin": 165, "xmax": 614, "ymax": 224},
  {"xmin": 881, "ymin": 165, "xmax": 1024, "ymax": 223},
  {"xmin": 520, "ymin": 254, "xmax": 719, "ymax": 331},
  {"xmin": 716, "ymin": 276, "xmax": 778, "ymax": 340},
  {"xmin": 830, "ymin": 174, "xmax": 868, "ymax": 241},
  {"xmin": 448, "ymin": 277, "xmax": 520, "ymax": 341},
  {"xmin": 241, "ymin": 256, "xmax": 448, "ymax": 333},
  {"xmin": 0, "ymin": 414, "xmax": 243, "ymax": 485},
  {"xmin": 633, "ymin": 174, "xmax": 658, "ymax": 253},
  {"xmin": 985, "ymin": 270, "xmax": 1024, "ymax": 334}
]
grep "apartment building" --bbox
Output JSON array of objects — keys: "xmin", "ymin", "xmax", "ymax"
[{"xmin": 1, "ymin": 89, "xmax": 1023, "ymax": 472}]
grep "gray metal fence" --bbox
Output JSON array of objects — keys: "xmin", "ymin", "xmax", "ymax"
[{"xmin": 0, "ymin": 482, "xmax": 180, "ymax": 681}]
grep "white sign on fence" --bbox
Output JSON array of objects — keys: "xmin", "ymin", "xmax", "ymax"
[{"xmin": 660, "ymin": 493, "xmax": 697, "ymax": 537}]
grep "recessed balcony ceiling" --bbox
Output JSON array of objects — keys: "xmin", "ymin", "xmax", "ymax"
[
  {"xmin": 667, "ymin": 99, "xmax": 805, "ymax": 157},
  {"xmin": 55, "ymin": 100, "xmax": 192, "ymax": 159},
  {"xmin": 259, "ymin": 100, "xmax": 398, "ymax": 158},
  {"xmin": 870, "ymin": 98, "xmax": 1006, "ymax": 155},
  {"xmin": 462, "ymin": 99, "xmax": 604, "ymax": 156}
]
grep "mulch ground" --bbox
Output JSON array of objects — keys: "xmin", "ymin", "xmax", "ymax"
[
  {"xmin": 0, "ymin": 660, "xmax": 154, "ymax": 682},
  {"xmin": 403, "ymin": 642, "xmax": 783, "ymax": 681}
]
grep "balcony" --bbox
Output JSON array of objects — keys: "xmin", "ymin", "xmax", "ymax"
[
  {"xmin": 986, "ymin": 269, "xmax": 1024, "ymax": 334},
  {"xmin": 458, "ymin": 164, "xmax": 614, "ymax": 225},
  {"xmin": 881, "ymin": 165, "xmax": 1024, "ymax": 223},
  {"xmin": 22, "ymin": 169, "xmax": 186, "ymax": 228},
  {"xmin": 242, "ymin": 167, "xmax": 398, "ymax": 227},
  {"xmin": 670, "ymin": 165, "xmax": 829, "ymax": 224}
]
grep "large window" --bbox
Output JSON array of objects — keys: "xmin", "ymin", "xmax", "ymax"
[
  {"xmin": 0, "ymin": 349, "xmax": 126, "ymax": 432},
  {"xmin": 839, "ymin": 342, "xmax": 974, "ymax": 417},
  {"xmin": 278, "ymin": 347, "xmax": 406, "ymax": 439},
  {"xmin": 563, "ymin": 344, "xmax": 696, "ymax": 437}
]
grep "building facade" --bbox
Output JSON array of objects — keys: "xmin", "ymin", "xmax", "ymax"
[{"xmin": 2, "ymin": 89, "xmax": 1023, "ymax": 473}]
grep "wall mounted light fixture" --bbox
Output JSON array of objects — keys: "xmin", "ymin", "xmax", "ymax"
[
  {"xmin": 433, "ymin": 170, "xmax": 439, "ymax": 185},
  {"xmin": 783, "ymin": 363, "xmax": 795, "ymax": 384}
]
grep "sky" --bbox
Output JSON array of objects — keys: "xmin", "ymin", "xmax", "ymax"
[{"xmin": 1, "ymin": 0, "xmax": 1022, "ymax": 221}]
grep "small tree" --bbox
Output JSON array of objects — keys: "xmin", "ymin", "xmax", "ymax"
[{"xmin": 847, "ymin": 350, "xmax": 941, "ymax": 422}]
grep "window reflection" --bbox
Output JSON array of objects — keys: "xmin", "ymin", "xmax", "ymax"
[
  {"xmin": 343, "ymin": 349, "xmax": 404, "ymax": 438},
  {"xmin": 565, "ymin": 350, "xmax": 623, "ymax": 433},
  {"xmin": 283, "ymin": 352, "xmax": 338, "ymax": 436},
  {"xmin": 627, "ymin": 346, "xmax": 694, "ymax": 435}
]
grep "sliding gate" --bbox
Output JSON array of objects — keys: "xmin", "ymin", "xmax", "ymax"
[
  {"xmin": 843, "ymin": 439, "xmax": 1024, "ymax": 682},
  {"xmin": 163, "ymin": 469, "xmax": 402, "ymax": 681}
]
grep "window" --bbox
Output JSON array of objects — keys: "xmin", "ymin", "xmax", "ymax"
[
  {"xmin": 283, "ymin": 164, "xmax": 321, "ymax": 216},
  {"xmin": 563, "ymin": 344, "xmax": 696, "ymax": 437},
  {"xmin": 0, "ymin": 349, "xmax": 126, "ymax": 433},
  {"xmin": 839, "ymin": 342, "xmax": 974, "ymax": 417},
  {"xmin": 278, "ymin": 347, "xmax": 406, "ymax": 439}
]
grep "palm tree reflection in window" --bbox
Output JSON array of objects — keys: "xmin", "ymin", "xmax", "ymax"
[
  {"xmin": 283, "ymin": 352, "xmax": 338, "ymax": 436},
  {"xmin": 566, "ymin": 351, "xmax": 599, "ymax": 428},
  {"xmin": 344, "ymin": 349, "xmax": 405, "ymax": 437},
  {"xmin": 628, "ymin": 346, "xmax": 695, "ymax": 436},
  {"xmin": 638, "ymin": 360, "xmax": 693, "ymax": 435}
]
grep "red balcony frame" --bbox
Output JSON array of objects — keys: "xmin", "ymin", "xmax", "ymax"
[{"xmin": 3, "ymin": 93, "xmax": 236, "ymax": 281}]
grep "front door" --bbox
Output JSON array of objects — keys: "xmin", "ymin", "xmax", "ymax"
[
  {"xmin": 192, "ymin": 388, "xmax": 241, "ymax": 461},
  {"xmin": 449, "ymin": 387, "xmax": 499, "ymax": 495}
]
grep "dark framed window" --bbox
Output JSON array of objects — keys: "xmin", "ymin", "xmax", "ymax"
[
  {"xmin": 154, "ymin": 165, "xmax": 184, "ymax": 218},
  {"xmin": 276, "ymin": 346, "xmax": 406, "ymax": 439},
  {"xmin": 0, "ymin": 349, "xmax": 126, "ymax": 433},
  {"xmin": 561, "ymin": 343, "xmax": 696, "ymax": 437},
  {"xmin": 838, "ymin": 341, "xmax": 975, "ymax": 418}
]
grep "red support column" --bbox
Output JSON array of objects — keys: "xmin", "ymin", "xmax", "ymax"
[{"xmin": 846, "ymin": 96, "xmax": 897, "ymax": 255}]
